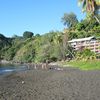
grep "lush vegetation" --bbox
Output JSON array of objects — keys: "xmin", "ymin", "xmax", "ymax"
[
  {"xmin": 0, "ymin": 0, "xmax": 100, "ymax": 68},
  {"xmin": 0, "ymin": 14, "xmax": 100, "ymax": 63}
]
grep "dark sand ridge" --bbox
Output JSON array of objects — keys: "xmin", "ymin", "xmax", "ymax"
[{"xmin": 0, "ymin": 65, "xmax": 100, "ymax": 100}]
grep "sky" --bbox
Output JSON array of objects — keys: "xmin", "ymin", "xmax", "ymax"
[{"xmin": 0, "ymin": 0, "xmax": 85, "ymax": 37}]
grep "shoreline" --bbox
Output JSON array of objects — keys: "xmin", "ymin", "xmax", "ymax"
[{"xmin": 0, "ymin": 67, "xmax": 100, "ymax": 100}]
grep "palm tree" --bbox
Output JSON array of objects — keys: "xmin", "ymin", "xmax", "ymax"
[
  {"xmin": 63, "ymin": 29, "xmax": 75, "ymax": 59},
  {"xmin": 78, "ymin": 0, "xmax": 100, "ymax": 24}
]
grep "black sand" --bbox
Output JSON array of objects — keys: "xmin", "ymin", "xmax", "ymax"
[{"xmin": 0, "ymin": 67, "xmax": 100, "ymax": 100}]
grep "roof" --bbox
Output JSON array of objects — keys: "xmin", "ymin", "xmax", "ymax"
[{"xmin": 68, "ymin": 36, "xmax": 95, "ymax": 43}]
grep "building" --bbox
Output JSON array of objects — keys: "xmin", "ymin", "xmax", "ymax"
[{"xmin": 68, "ymin": 36, "xmax": 100, "ymax": 54}]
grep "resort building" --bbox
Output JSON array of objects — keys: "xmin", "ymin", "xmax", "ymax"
[{"xmin": 68, "ymin": 36, "xmax": 100, "ymax": 54}]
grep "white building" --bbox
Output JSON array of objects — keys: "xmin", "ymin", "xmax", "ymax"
[{"xmin": 68, "ymin": 36, "xmax": 100, "ymax": 54}]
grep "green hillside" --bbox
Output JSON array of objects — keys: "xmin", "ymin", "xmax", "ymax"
[{"xmin": 0, "ymin": 17, "xmax": 100, "ymax": 63}]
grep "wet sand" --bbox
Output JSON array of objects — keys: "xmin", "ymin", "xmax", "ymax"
[{"xmin": 0, "ymin": 66, "xmax": 100, "ymax": 100}]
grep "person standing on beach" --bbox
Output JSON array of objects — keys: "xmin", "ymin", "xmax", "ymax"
[{"xmin": 42, "ymin": 60, "xmax": 48, "ymax": 69}]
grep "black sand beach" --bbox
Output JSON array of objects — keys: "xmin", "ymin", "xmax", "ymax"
[{"xmin": 0, "ymin": 66, "xmax": 100, "ymax": 100}]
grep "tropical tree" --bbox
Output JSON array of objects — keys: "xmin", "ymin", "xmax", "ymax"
[
  {"xmin": 63, "ymin": 29, "xmax": 76, "ymax": 59},
  {"xmin": 61, "ymin": 12, "xmax": 78, "ymax": 28},
  {"xmin": 23, "ymin": 31, "xmax": 34, "ymax": 39},
  {"xmin": 78, "ymin": 0, "xmax": 100, "ymax": 24}
]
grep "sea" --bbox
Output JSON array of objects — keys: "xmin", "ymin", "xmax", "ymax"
[{"xmin": 0, "ymin": 64, "xmax": 28, "ymax": 75}]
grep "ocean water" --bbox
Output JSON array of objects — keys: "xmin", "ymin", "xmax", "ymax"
[{"xmin": 0, "ymin": 64, "xmax": 28, "ymax": 74}]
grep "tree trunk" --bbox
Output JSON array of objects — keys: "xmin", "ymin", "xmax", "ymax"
[{"xmin": 94, "ymin": 15, "xmax": 100, "ymax": 24}]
